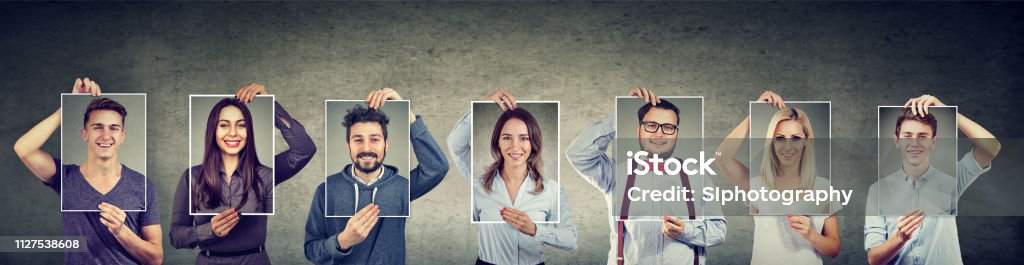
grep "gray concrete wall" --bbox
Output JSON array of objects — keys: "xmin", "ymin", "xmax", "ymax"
[{"xmin": 1, "ymin": 2, "xmax": 1021, "ymax": 264}]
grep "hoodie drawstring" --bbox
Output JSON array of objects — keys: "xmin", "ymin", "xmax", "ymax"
[{"xmin": 354, "ymin": 183, "xmax": 380, "ymax": 213}]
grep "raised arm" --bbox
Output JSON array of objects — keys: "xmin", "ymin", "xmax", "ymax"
[
  {"xmin": 566, "ymin": 87, "xmax": 659, "ymax": 193},
  {"xmin": 15, "ymin": 78, "xmax": 101, "ymax": 183},
  {"xmin": 234, "ymin": 83, "xmax": 318, "ymax": 185},
  {"xmin": 447, "ymin": 111, "xmax": 474, "ymax": 183},
  {"xmin": 903, "ymin": 95, "xmax": 1000, "ymax": 168},
  {"xmin": 447, "ymin": 88, "xmax": 521, "ymax": 183},
  {"xmin": 714, "ymin": 91, "xmax": 785, "ymax": 191},
  {"xmin": 365, "ymin": 88, "xmax": 450, "ymax": 200}
]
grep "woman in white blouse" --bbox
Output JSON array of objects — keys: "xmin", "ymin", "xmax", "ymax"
[
  {"xmin": 715, "ymin": 91, "xmax": 841, "ymax": 265},
  {"xmin": 447, "ymin": 88, "xmax": 577, "ymax": 265}
]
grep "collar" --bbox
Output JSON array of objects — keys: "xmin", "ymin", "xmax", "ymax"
[{"xmin": 351, "ymin": 165, "xmax": 384, "ymax": 186}]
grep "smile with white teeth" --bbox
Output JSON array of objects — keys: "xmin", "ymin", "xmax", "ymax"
[
  {"xmin": 907, "ymin": 149, "xmax": 923, "ymax": 155},
  {"xmin": 507, "ymin": 152, "xmax": 524, "ymax": 160},
  {"xmin": 97, "ymin": 143, "xmax": 113, "ymax": 148},
  {"xmin": 224, "ymin": 139, "xmax": 242, "ymax": 148},
  {"xmin": 648, "ymin": 139, "xmax": 668, "ymax": 145},
  {"xmin": 780, "ymin": 151, "xmax": 797, "ymax": 158}
]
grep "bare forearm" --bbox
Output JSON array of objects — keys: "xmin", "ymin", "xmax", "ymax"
[
  {"xmin": 867, "ymin": 237, "xmax": 904, "ymax": 265},
  {"xmin": 113, "ymin": 230, "xmax": 163, "ymax": 265},
  {"xmin": 14, "ymin": 109, "xmax": 61, "ymax": 157},
  {"xmin": 957, "ymin": 114, "xmax": 1000, "ymax": 163},
  {"xmin": 807, "ymin": 233, "xmax": 840, "ymax": 258},
  {"xmin": 716, "ymin": 116, "xmax": 749, "ymax": 159},
  {"xmin": 715, "ymin": 116, "xmax": 751, "ymax": 189}
]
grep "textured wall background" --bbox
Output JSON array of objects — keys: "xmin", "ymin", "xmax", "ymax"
[{"xmin": 0, "ymin": 2, "xmax": 1022, "ymax": 264}]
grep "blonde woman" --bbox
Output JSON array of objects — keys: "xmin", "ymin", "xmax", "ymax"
[{"xmin": 715, "ymin": 91, "xmax": 840, "ymax": 265}]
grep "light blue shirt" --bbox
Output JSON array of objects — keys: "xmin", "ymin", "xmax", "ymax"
[
  {"xmin": 448, "ymin": 112, "xmax": 578, "ymax": 265},
  {"xmin": 864, "ymin": 150, "xmax": 992, "ymax": 265},
  {"xmin": 566, "ymin": 116, "xmax": 727, "ymax": 265}
]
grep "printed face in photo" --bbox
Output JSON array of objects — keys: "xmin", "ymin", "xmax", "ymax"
[
  {"xmin": 498, "ymin": 118, "xmax": 533, "ymax": 168},
  {"xmin": 81, "ymin": 110, "xmax": 126, "ymax": 160},
  {"xmin": 637, "ymin": 107, "xmax": 679, "ymax": 158},
  {"xmin": 348, "ymin": 121, "xmax": 388, "ymax": 174},
  {"xmin": 772, "ymin": 120, "xmax": 807, "ymax": 168},
  {"xmin": 894, "ymin": 119, "xmax": 936, "ymax": 167},
  {"xmin": 215, "ymin": 105, "xmax": 248, "ymax": 156}
]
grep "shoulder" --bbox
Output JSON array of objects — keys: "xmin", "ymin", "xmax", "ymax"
[
  {"xmin": 258, "ymin": 165, "xmax": 273, "ymax": 177},
  {"xmin": 812, "ymin": 176, "xmax": 831, "ymax": 189},
  {"xmin": 749, "ymin": 176, "xmax": 765, "ymax": 188},
  {"xmin": 181, "ymin": 165, "xmax": 204, "ymax": 183},
  {"xmin": 877, "ymin": 171, "xmax": 903, "ymax": 185},
  {"xmin": 121, "ymin": 165, "xmax": 146, "ymax": 181},
  {"xmin": 313, "ymin": 181, "xmax": 327, "ymax": 195},
  {"xmin": 60, "ymin": 163, "xmax": 80, "ymax": 176},
  {"xmin": 257, "ymin": 165, "xmax": 274, "ymax": 184},
  {"xmin": 120, "ymin": 165, "xmax": 154, "ymax": 189},
  {"xmin": 326, "ymin": 165, "xmax": 353, "ymax": 182}
]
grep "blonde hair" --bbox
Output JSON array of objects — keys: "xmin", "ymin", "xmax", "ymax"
[{"xmin": 759, "ymin": 107, "xmax": 816, "ymax": 190}]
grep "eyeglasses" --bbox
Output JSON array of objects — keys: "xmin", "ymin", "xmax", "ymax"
[{"xmin": 640, "ymin": 121, "xmax": 678, "ymax": 135}]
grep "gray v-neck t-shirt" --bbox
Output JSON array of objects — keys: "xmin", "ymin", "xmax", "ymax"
[{"xmin": 47, "ymin": 159, "xmax": 160, "ymax": 265}]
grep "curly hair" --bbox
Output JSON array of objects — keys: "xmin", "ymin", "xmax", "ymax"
[{"xmin": 343, "ymin": 104, "xmax": 390, "ymax": 140}]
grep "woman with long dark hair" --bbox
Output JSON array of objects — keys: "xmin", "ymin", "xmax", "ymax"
[
  {"xmin": 447, "ymin": 88, "xmax": 576, "ymax": 265},
  {"xmin": 170, "ymin": 84, "xmax": 316, "ymax": 264}
]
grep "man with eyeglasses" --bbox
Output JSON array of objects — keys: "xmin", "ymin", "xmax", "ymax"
[{"xmin": 567, "ymin": 88, "xmax": 726, "ymax": 265}]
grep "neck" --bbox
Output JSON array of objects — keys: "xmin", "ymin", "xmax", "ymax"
[
  {"xmin": 82, "ymin": 154, "xmax": 120, "ymax": 178},
  {"xmin": 501, "ymin": 163, "xmax": 528, "ymax": 183},
  {"xmin": 354, "ymin": 166, "xmax": 382, "ymax": 184},
  {"xmin": 901, "ymin": 160, "xmax": 930, "ymax": 184},
  {"xmin": 221, "ymin": 153, "xmax": 240, "ymax": 179}
]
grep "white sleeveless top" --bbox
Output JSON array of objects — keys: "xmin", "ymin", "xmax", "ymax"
[{"xmin": 749, "ymin": 176, "xmax": 836, "ymax": 265}]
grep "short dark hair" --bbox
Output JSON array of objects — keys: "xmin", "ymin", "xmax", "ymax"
[
  {"xmin": 637, "ymin": 99, "xmax": 680, "ymax": 124},
  {"xmin": 895, "ymin": 107, "xmax": 938, "ymax": 137},
  {"xmin": 83, "ymin": 98, "xmax": 127, "ymax": 127},
  {"xmin": 343, "ymin": 104, "xmax": 390, "ymax": 140}
]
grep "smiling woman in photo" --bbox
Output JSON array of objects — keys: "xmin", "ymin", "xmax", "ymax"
[
  {"xmin": 170, "ymin": 84, "xmax": 317, "ymax": 265},
  {"xmin": 447, "ymin": 88, "xmax": 576, "ymax": 265}
]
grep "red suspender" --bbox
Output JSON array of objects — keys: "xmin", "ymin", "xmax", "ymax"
[{"xmin": 617, "ymin": 159, "xmax": 700, "ymax": 265}]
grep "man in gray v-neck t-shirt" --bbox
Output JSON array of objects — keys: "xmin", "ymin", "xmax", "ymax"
[{"xmin": 48, "ymin": 159, "xmax": 160, "ymax": 265}]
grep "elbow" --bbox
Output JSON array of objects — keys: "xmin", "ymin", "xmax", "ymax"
[
  {"xmin": 707, "ymin": 236, "xmax": 726, "ymax": 247},
  {"xmin": 565, "ymin": 140, "xmax": 587, "ymax": 163},
  {"xmin": 297, "ymin": 135, "xmax": 318, "ymax": 159},
  {"xmin": 706, "ymin": 224, "xmax": 728, "ymax": 247},
  {"xmin": 565, "ymin": 233, "xmax": 579, "ymax": 251},
  {"xmin": 13, "ymin": 138, "xmax": 28, "ymax": 159},
  {"xmin": 303, "ymin": 243, "xmax": 316, "ymax": 263},
  {"xmin": 143, "ymin": 247, "xmax": 164, "ymax": 265},
  {"xmin": 167, "ymin": 231, "xmax": 189, "ymax": 250},
  {"xmin": 565, "ymin": 150, "xmax": 589, "ymax": 169},
  {"xmin": 437, "ymin": 159, "xmax": 451, "ymax": 177},
  {"xmin": 823, "ymin": 248, "xmax": 839, "ymax": 259},
  {"xmin": 305, "ymin": 143, "xmax": 319, "ymax": 159},
  {"xmin": 866, "ymin": 249, "xmax": 884, "ymax": 265},
  {"xmin": 826, "ymin": 239, "xmax": 841, "ymax": 258}
]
